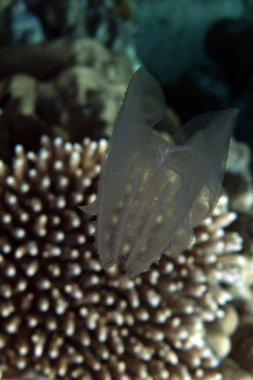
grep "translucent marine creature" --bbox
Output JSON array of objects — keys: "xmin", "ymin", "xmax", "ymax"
[{"xmin": 80, "ymin": 67, "xmax": 239, "ymax": 278}]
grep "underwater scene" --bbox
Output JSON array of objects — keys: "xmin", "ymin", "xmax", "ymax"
[{"xmin": 0, "ymin": 0, "xmax": 253, "ymax": 379}]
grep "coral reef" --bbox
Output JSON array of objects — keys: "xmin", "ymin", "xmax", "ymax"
[
  {"xmin": 0, "ymin": 38, "xmax": 133, "ymax": 163},
  {"xmin": 0, "ymin": 1, "xmax": 252, "ymax": 378},
  {"xmin": 0, "ymin": 135, "xmax": 247, "ymax": 380},
  {"xmin": 224, "ymin": 138, "xmax": 253, "ymax": 211},
  {"xmin": 221, "ymin": 140, "xmax": 253, "ymax": 379},
  {"xmin": 0, "ymin": 0, "xmax": 135, "ymax": 54},
  {"xmin": 224, "ymin": 240, "xmax": 253, "ymax": 376},
  {"xmin": 0, "ymin": 37, "xmax": 133, "ymax": 80}
]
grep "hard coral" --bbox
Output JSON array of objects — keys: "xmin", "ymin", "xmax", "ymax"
[{"xmin": 0, "ymin": 136, "xmax": 245, "ymax": 380}]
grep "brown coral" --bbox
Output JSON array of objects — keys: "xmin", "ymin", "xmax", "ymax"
[{"xmin": 0, "ymin": 136, "xmax": 245, "ymax": 380}]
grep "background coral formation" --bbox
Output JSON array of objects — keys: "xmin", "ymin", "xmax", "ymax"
[{"xmin": 0, "ymin": 38, "xmax": 133, "ymax": 164}]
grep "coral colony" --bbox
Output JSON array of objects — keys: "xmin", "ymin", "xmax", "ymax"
[{"xmin": 0, "ymin": 134, "xmax": 245, "ymax": 380}]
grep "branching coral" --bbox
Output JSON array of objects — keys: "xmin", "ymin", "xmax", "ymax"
[{"xmin": 0, "ymin": 135, "xmax": 246, "ymax": 380}]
